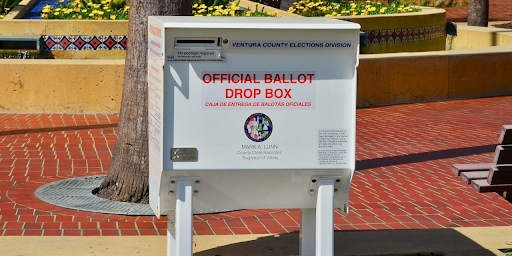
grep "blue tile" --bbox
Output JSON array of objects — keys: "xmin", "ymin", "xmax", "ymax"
[
  {"xmin": 43, "ymin": 35, "xmax": 128, "ymax": 51},
  {"xmin": 23, "ymin": 0, "xmax": 70, "ymax": 19}
]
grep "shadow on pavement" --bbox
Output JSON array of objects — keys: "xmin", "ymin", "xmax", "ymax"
[
  {"xmin": 0, "ymin": 123, "xmax": 118, "ymax": 136},
  {"xmin": 195, "ymin": 229, "xmax": 496, "ymax": 256},
  {"xmin": 356, "ymin": 144, "xmax": 496, "ymax": 170}
]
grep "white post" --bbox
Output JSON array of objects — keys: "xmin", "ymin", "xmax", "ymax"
[
  {"xmin": 176, "ymin": 180, "xmax": 194, "ymax": 256},
  {"xmin": 316, "ymin": 179, "xmax": 334, "ymax": 256},
  {"xmin": 167, "ymin": 210, "xmax": 176, "ymax": 256},
  {"xmin": 299, "ymin": 208, "xmax": 316, "ymax": 256}
]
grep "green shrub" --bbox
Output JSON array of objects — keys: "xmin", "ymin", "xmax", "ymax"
[
  {"xmin": 250, "ymin": 0, "xmax": 280, "ymax": 9},
  {"xmin": 0, "ymin": 0, "xmax": 23, "ymax": 18},
  {"xmin": 41, "ymin": 0, "xmax": 129, "ymax": 20},
  {"xmin": 193, "ymin": 3, "xmax": 277, "ymax": 16},
  {"xmin": 289, "ymin": 0, "xmax": 420, "ymax": 17},
  {"xmin": 402, "ymin": 0, "xmax": 468, "ymax": 7},
  {"xmin": 42, "ymin": 0, "xmax": 274, "ymax": 19},
  {"xmin": 194, "ymin": 0, "xmax": 231, "ymax": 8}
]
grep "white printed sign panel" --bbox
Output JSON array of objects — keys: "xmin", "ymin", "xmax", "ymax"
[
  {"xmin": 148, "ymin": 20, "xmax": 165, "ymax": 218},
  {"xmin": 201, "ymin": 71, "xmax": 315, "ymax": 110},
  {"xmin": 229, "ymin": 41, "xmax": 355, "ymax": 50}
]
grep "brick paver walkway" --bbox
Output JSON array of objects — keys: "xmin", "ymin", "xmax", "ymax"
[
  {"xmin": 445, "ymin": 0, "xmax": 512, "ymax": 22},
  {"xmin": 1, "ymin": 96, "xmax": 512, "ymax": 236}
]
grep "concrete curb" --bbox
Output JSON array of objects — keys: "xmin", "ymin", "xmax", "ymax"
[{"xmin": 1, "ymin": 226, "xmax": 511, "ymax": 256}]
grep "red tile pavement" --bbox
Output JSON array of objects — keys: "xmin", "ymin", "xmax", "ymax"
[
  {"xmin": 1, "ymin": 96, "xmax": 512, "ymax": 236},
  {"xmin": 444, "ymin": 0, "xmax": 512, "ymax": 22}
]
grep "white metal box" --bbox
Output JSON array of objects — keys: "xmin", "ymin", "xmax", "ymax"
[{"xmin": 148, "ymin": 17, "xmax": 360, "ymax": 218}]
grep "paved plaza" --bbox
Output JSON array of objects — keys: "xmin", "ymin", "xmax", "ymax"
[
  {"xmin": 0, "ymin": 2, "xmax": 511, "ymax": 256},
  {"xmin": 445, "ymin": 0, "xmax": 512, "ymax": 22},
  {"xmin": 1, "ymin": 96, "xmax": 512, "ymax": 237}
]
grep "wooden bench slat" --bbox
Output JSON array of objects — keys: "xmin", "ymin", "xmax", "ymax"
[
  {"xmin": 471, "ymin": 179, "xmax": 512, "ymax": 193},
  {"xmin": 460, "ymin": 171, "xmax": 489, "ymax": 184},
  {"xmin": 493, "ymin": 145, "xmax": 512, "ymax": 165},
  {"xmin": 498, "ymin": 125, "xmax": 512, "ymax": 145},
  {"xmin": 451, "ymin": 163, "xmax": 494, "ymax": 176},
  {"xmin": 488, "ymin": 165, "xmax": 512, "ymax": 185}
]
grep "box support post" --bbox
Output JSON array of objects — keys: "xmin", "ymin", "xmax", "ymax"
[
  {"xmin": 167, "ymin": 211, "xmax": 176, "ymax": 256},
  {"xmin": 300, "ymin": 208, "xmax": 316, "ymax": 256},
  {"xmin": 300, "ymin": 176, "xmax": 338, "ymax": 256},
  {"xmin": 316, "ymin": 178, "xmax": 334, "ymax": 256},
  {"xmin": 167, "ymin": 180, "xmax": 194, "ymax": 256}
]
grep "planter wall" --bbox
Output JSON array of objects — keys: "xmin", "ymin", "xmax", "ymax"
[
  {"xmin": 448, "ymin": 24, "xmax": 512, "ymax": 49},
  {"xmin": 0, "ymin": 20, "xmax": 128, "ymax": 59},
  {"xmin": 2, "ymin": 45, "xmax": 511, "ymax": 113},
  {"xmin": 350, "ymin": 7, "xmax": 447, "ymax": 54},
  {"xmin": 1, "ymin": 11, "xmax": 510, "ymax": 113},
  {"xmin": 358, "ymin": 47, "xmax": 512, "ymax": 107},
  {"xmin": 0, "ymin": 59, "xmax": 124, "ymax": 113},
  {"xmin": 0, "ymin": 0, "xmax": 293, "ymax": 59},
  {"xmin": 0, "ymin": 5, "xmax": 446, "ymax": 57}
]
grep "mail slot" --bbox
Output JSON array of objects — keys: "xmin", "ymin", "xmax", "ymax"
[{"xmin": 173, "ymin": 37, "xmax": 222, "ymax": 60}]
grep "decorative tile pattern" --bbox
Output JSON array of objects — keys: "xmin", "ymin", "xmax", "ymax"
[
  {"xmin": 365, "ymin": 25, "xmax": 445, "ymax": 45},
  {"xmin": 43, "ymin": 35, "xmax": 128, "ymax": 51},
  {"xmin": 41, "ymin": 26, "xmax": 444, "ymax": 50}
]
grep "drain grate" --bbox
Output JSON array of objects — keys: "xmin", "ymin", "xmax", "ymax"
[{"xmin": 35, "ymin": 175, "xmax": 235, "ymax": 215}]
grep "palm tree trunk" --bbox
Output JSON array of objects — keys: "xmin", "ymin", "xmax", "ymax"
[
  {"xmin": 468, "ymin": 0, "xmax": 489, "ymax": 27},
  {"xmin": 95, "ymin": 0, "xmax": 191, "ymax": 203}
]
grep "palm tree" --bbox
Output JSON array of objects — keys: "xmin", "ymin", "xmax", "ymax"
[
  {"xmin": 468, "ymin": 0, "xmax": 489, "ymax": 27},
  {"xmin": 95, "ymin": 0, "xmax": 192, "ymax": 203}
]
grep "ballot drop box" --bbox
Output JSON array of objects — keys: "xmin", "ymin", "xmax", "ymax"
[{"xmin": 148, "ymin": 17, "xmax": 360, "ymax": 256}]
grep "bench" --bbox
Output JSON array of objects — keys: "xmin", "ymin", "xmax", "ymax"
[{"xmin": 451, "ymin": 125, "xmax": 512, "ymax": 198}]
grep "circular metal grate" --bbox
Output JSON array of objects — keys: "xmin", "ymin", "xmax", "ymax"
[{"xmin": 35, "ymin": 175, "xmax": 235, "ymax": 215}]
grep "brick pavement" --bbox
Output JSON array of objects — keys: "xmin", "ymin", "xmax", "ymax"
[
  {"xmin": 444, "ymin": 0, "xmax": 512, "ymax": 22},
  {"xmin": 1, "ymin": 96, "xmax": 512, "ymax": 236}
]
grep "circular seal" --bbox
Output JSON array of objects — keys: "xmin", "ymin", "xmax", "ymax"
[{"xmin": 244, "ymin": 113, "xmax": 273, "ymax": 142}]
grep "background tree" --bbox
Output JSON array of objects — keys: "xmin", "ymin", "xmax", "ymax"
[
  {"xmin": 468, "ymin": 0, "xmax": 489, "ymax": 27},
  {"xmin": 95, "ymin": 0, "xmax": 192, "ymax": 203}
]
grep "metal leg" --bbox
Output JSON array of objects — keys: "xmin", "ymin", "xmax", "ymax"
[
  {"xmin": 167, "ymin": 210, "xmax": 176, "ymax": 256},
  {"xmin": 176, "ymin": 180, "xmax": 194, "ymax": 256},
  {"xmin": 300, "ymin": 208, "xmax": 316, "ymax": 256},
  {"xmin": 316, "ymin": 179, "xmax": 334, "ymax": 256}
]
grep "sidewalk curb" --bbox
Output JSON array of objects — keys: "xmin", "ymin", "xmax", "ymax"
[{"xmin": 0, "ymin": 226, "xmax": 510, "ymax": 256}]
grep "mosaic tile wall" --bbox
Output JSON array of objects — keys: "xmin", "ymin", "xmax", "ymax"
[
  {"xmin": 365, "ymin": 25, "xmax": 445, "ymax": 45},
  {"xmin": 43, "ymin": 36, "xmax": 127, "ymax": 50},
  {"xmin": 42, "ymin": 25, "xmax": 444, "ymax": 51}
]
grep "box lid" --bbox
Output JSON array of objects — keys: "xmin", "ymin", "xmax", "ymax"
[{"xmin": 149, "ymin": 16, "xmax": 361, "ymax": 30}]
